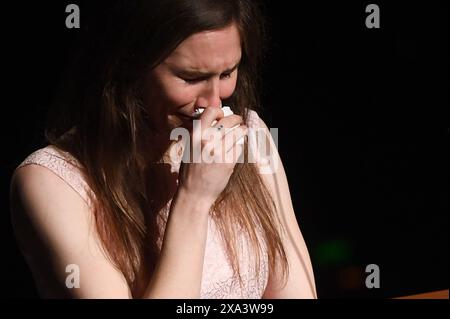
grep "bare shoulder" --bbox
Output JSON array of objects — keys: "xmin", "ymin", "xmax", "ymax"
[
  {"xmin": 12, "ymin": 164, "xmax": 73, "ymax": 196},
  {"xmin": 11, "ymin": 164, "xmax": 92, "ymax": 229},
  {"xmin": 10, "ymin": 164, "xmax": 94, "ymax": 269},
  {"xmin": 10, "ymin": 164, "xmax": 130, "ymax": 298}
]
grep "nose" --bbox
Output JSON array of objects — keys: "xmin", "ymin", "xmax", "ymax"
[{"xmin": 196, "ymin": 78, "xmax": 222, "ymax": 109}]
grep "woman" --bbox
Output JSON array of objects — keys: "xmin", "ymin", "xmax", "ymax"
[{"xmin": 10, "ymin": 0, "xmax": 316, "ymax": 298}]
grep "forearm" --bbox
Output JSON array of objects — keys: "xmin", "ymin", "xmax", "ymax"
[{"xmin": 143, "ymin": 188, "xmax": 211, "ymax": 298}]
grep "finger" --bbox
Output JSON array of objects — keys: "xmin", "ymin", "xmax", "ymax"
[
  {"xmin": 201, "ymin": 116, "xmax": 237, "ymax": 144},
  {"xmin": 200, "ymin": 127, "xmax": 225, "ymax": 163},
  {"xmin": 202, "ymin": 124, "xmax": 246, "ymax": 163},
  {"xmin": 200, "ymin": 107, "xmax": 224, "ymax": 130},
  {"xmin": 213, "ymin": 114, "xmax": 243, "ymax": 131},
  {"xmin": 201, "ymin": 125, "xmax": 225, "ymax": 148},
  {"xmin": 224, "ymin": 125, "xmax": 248, "ymax": 153},
  {"xmin": 206, "ymin": 126, "xmax": 244, "ymax": 164}
]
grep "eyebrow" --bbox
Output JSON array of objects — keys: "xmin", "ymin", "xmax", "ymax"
[{"xmin": 174, "ymin": 60, "xmax": 241, "ymax": 78}]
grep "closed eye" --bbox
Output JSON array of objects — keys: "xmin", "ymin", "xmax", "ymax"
[
  {"xmin": 182, "ymin": 77, "xmax": 206, "ymax": 84},
  {"xmin": 174, "ymin": 59, "xmax": 240, "ymax": 84},
  {"xmin": 221, "ymin": 73, "xmax": 232, "ymax": 80},
  {"xmin": 182, "ymin": 72, "xmax": 233, "ymax": 84}
]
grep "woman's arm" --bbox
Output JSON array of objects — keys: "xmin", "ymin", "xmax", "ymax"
[
  {"xmin": 11, "ymin": 165, "xmax": 133, "ymax": 298},
  {"xmin": 254, "ymin": 119, "xmax": 317, "ymax": 299},
  {"xmin": 10, "ymin": 165, "xmax": 211, "ymax": 298},
  {"xmin": 10, "ymin": 108, "xmax": 246, "ymax": 299},
  {"xmin": 144, "ymin": 188, "xmax": 211, "ymax": 298}
]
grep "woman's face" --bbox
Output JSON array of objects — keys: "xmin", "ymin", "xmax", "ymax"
[{"xmin": 144, "ymin": 23, "xmax": 242, "ymax": 132}]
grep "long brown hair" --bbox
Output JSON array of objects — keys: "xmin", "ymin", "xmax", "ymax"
[{"xmin": 46, "ymin": 0, "xmax": 288, "ymax": 297}]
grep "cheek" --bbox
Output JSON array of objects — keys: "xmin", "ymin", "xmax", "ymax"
[
  {"xmin": 149, "ymin": 73, "xmax": 239, "ymax": 111},
  {"xmin": 146, "ymin": 70, "xmax": 195, "ymax": 110},
  {"xmin": 163, "ymin": 83, "xmax": 197, "ymax": 107},
  {"xmin": 221, "ymin": 78, "xmax": 238, "ymax": 99}
]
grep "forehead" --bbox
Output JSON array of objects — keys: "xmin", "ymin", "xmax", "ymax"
[{"xmin": 165, "ymin": 23, "xmax": 242, "ymax": 70}]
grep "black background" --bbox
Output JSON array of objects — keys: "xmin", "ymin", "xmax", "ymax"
[{"xmin": 1, "ymin": 1, "xmax": 448, "ymax": 299}]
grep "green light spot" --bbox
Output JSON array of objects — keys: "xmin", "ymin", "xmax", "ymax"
[{"xmin": 314, "ymin": 240, "xmax": 353, "ymax": 266}]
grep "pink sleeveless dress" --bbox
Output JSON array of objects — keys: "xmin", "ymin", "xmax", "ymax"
[{"xmin": 16, "ymin": 110, "xmax": 270, "ymax": 299}]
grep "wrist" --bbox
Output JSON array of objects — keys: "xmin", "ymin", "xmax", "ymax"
[{"xmin": 171, "ymin": 187, "xmax": 214, "ymax": 217}]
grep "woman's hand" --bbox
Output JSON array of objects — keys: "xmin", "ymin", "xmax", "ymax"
[{"xmin": 176, "ymin": 107, "xmax": 247, "ymax": 208}]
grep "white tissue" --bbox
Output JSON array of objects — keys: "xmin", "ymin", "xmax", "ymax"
[{"xmin": 192, "ymin": 106, "xmax": 233, "ymax": 119}]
